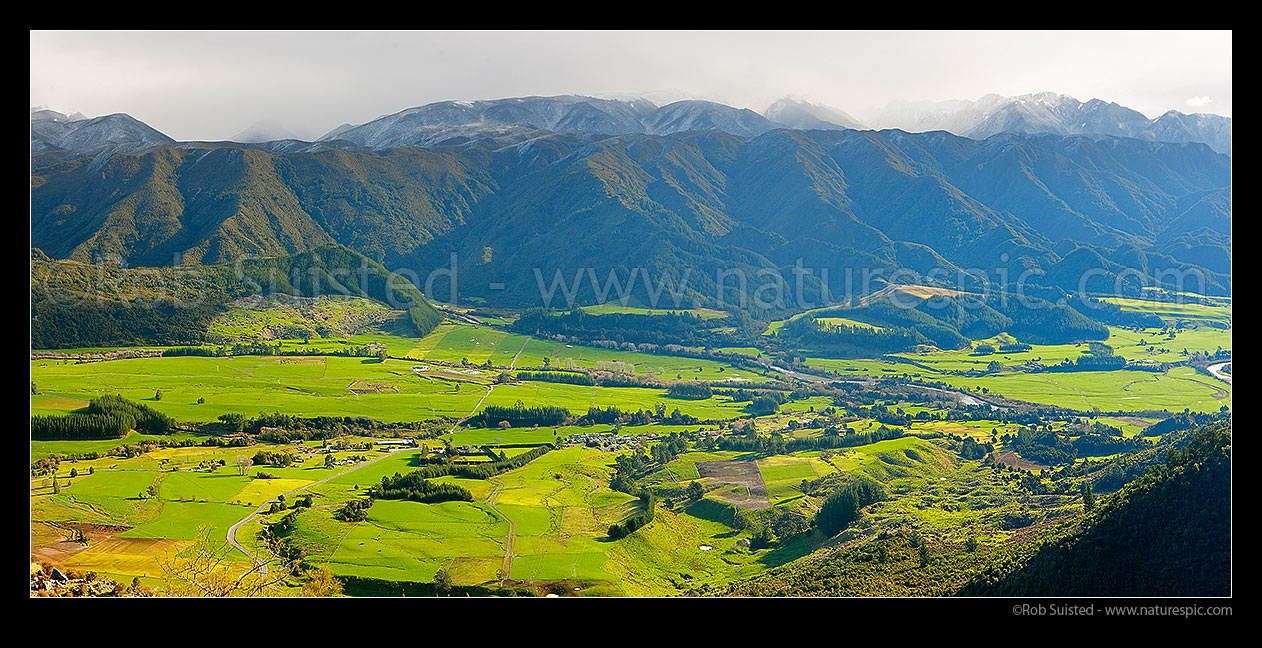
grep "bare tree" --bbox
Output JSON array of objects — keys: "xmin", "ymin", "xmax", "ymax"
[
  {"xmin": 159, "ymin": 525, "xmax": 292, "ymax": 597},
  {"xmin": 235, "ymin": 454, "xmax": 253, "ymax": 476}
]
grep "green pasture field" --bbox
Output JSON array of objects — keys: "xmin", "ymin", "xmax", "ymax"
[
  {"xmin": 32, "ymin": 467, "xmax": 163, "ymax": 529},
  {"xmin": 294, "ymin": 444, "xmax": 816, "ymax": 593},
  {"xmin": 778, "ymin": 396, "xmax": 834, "ymax": 414},
  {"xmin": 799, "ymin": 321, "xmax": 1230, "ymax": 380},
  {"xmin": 30, "ymin": 355, "xmax": 489, "ymax": 422},
  {"xmin": 757, "ymin": 455, "xmax": 835, "ymax": 504},
  {"xmin": 1093, "ymin": 416, "xmax": 1161, "ymax": 438},
  {"xmin": 515, "ymin": 336, "xmax": 766, "ymax": 382},
  {"xmin": 61, "ymin": 469, "xmax": 159, "ymax": 501},
  {"xmin": 1106, "ymin": 325, "xmax": 1231, "ymax": 360},
  {"xmin": 896, "ymin": 335, "xmax": 1083, "ymax": 373},
  {"xmin": 910, "ymin": 419, "xmax": 1021, "ymax": 441},
  {"xmin": 819, "ymin": 437, "xmax": 958, "ymax": 482},
  {"xmin": 1096, "ymin": 296, "xmax": 1232, "ymax": 325},
  {"xmin": 802, "ymin": 357, "xmax": 925, "ymax": 376},
  {"xmin": 402, "ymin": 324, "xmax": 530, "ymax": 365},
  {"xmin": 324, "ymin": 499, "xmax": 508, "ymax": 583},
  {"xmin": 119, "ymin": 500, "xmax": 256, "ymax": 549},
  {"xmin": 30, "ymin": 393, "xmax": 90, "ymax": 417},
  {"xmin": 252, "ymin": 321, "xmax": 766, "ymax": 382},
  {"xmin": 480, "ymin": 383, "xmax": 753, "ymax": 420},
  {"xmin": 157, "ymin": 471, "xmax": 252, "ymax": 503},
  {"xmin": 939, "ymin": 367, "xmax": 1231, "ymax": 413},
  {"xmin": 31, "ymin": 431, "xmax": 202, "ymax": 459}
]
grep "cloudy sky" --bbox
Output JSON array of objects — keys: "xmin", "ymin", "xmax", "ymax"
[{"xmin": 30, "ymin": 30, "xmax": 1232, "ymax": 142}]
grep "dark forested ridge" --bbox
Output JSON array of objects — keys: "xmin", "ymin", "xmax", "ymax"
[
  {"xmin": 32, "ymin": 126, "xmax": 1232, "ymax": 315},
  {"xmin": 961, "ymin": 422, "xmax": 1231, "ymax": 596}
]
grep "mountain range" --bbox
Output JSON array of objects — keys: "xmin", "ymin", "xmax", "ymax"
[
  {"xmin": 31, "ymin": 92, "xmax": 1230, "ymax": 155},
  {"xmin": 30, "ymin": 109, "xmax": 173, "ymax": 154},
  {"xmin": 31, "ymin": 93, "xmax": 1233, "ymax": 310},
  {"xmin": 866, "ymin": 92, "xmax": 1231, "ymax": 155}
]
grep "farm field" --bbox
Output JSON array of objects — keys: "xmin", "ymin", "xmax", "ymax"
[
  {"xmin": 209, "ymin": 322, "xmax": 771, "ymax": 383},
  {"xmin": 939, "ymin": 367, "xmax": 1231, "ymax": 413},
  {"xmin": 514, "ymin": 335, "xmax": 766, "ymax": 382},
  {"xmin": 1096, "ymin": 297, "xmax": 1233, "ymax": 325},
  {"xmin": 801, "ymin": 357, "xmax": 924, "ymax": 376},
  {"xmin": 806, "ymin": 322, "xmax": 1230, "ymax": 377},
  {"xmin": 444, "ymin": 423, "xmax": 712, "ymax": 447},
  {"xmin": 31, "ymin": 355, "xmax": 490, "ymax": 422},
  {"xmin": 29, "ymin": 294, "xmax": 1232, "ymax": 597},
  {"xmin": 480, "ymin": 382, "xmax": 753, "ymax": 420},
  {"xmin": 32, "ymin": 431, "xmax": 202, "ymax": 459},
  {"xmin": 284, "ymin": 445, "xmax": 800, "ymax": 593}
]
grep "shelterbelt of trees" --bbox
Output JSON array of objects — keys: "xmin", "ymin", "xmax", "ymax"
[
  {"xmin": 31, "ymin": 394, "xmax": 175, "ymax": 440},
  {"xmin": 511, "ymin": 308, "xmax": 760, "ymax": 348}
]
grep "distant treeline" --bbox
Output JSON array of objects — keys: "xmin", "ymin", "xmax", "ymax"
[
  {"xmin": 371, "ymin": 472, "xmax": 474, "ymax": 503},
  {"xmin": 513, "ymin": 371, "xmax": 597, "ymax": 386},
  {"xmin": 31, "ymin": 394, "xmax": 175, "ymax": 440},
  {"xmin": 667, "ymin": 382, "xmax": 713, "ymax": 399},
  {"xmin": 477, "ymin": 402, "xmax": 570, "ymax": 428},
  {"xmin": 216, "ymin": 412, "xmax": 448, "ymax": 441},
  {"xmin": 1039, "ymin": 354, "xmax": 1128, "ymax": 373},
  {"xmin": 406, "ymin": 445, "xmax": 554, "ymax": 480},
  {"xmin": 511, "ymin": 308, "xmax": 745, "ymax": 348},
  {"xmin": 720, "ymin": 388, "xmax": 788, "ymax": 415},
  {"xmin": 580, "ymin": 404, "xmax": 701, "ymax": 426},
  {"xmin": 973, "ymin": 342, "xmax": 1032, "ymax": 355},
  {"xmin": 478, "ymin": 400, "xmax": 707, "ymax": 428},
  {"xmin": 163, "ymin": 343, "xmax": 385, "ymax": 358}
]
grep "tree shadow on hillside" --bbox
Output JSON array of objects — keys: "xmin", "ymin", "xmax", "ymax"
[
  {"xmin": 756, "ymin": 531, "xmax": 818, "ymax": 568},
  {"xmin": 683, "ymin": 498, "xmax": 741, "ymax": 533}
]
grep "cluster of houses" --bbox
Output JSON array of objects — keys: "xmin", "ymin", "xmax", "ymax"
[{"xmin": 562, "ymin": 430, "xmax": 661, "ymax": 452}]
